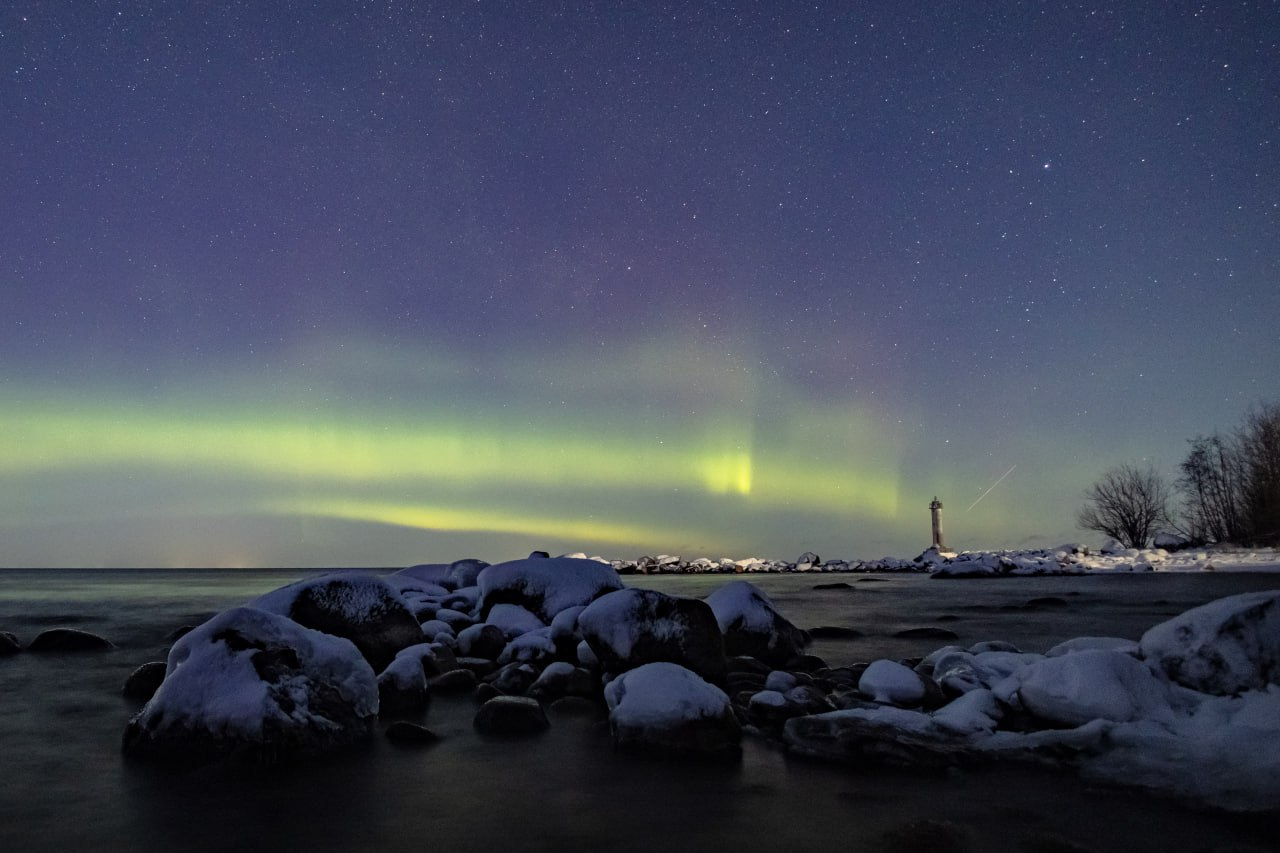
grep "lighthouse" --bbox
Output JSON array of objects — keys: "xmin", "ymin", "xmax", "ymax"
[{"xmin": 930, "ymin": 497, "xmax": 945, "ymax": 550}]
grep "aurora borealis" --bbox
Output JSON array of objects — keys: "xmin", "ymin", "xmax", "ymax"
[{"xmin": 3, "ymin": 2, "xmax": 1277, "ymax": 566}]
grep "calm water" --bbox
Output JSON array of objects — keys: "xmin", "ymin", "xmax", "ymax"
[{"xmin": 2, "ymin": 569, "xmax": 1278, "ymax": 853}]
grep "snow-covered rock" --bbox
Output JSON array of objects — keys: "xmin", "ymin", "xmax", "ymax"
[
  {"xmin": 931, "ymin": 687, "xmax": 1002, "ymax": 734},
  {"xmin": 783, "ymin": 706, "xmax": 972, "ymax": 768},
  {"xmin": 859, "ymin": 659, "xmax": 928, "ymax": 707},
  {"xmin": 123, "ymin": 607, "xmax": 377, "ymax": 764},
  {"xmin": 251, "ymin": 571, "xmax": 425, "ymax": 672},
  {"xmin": 704, "ymin": 580, "xmax": 809, "ymax": 667},
  {"xmin": 477, "ymin": 555, "xmax": 623, "ymax": 622},
  {"xmin": 485, "ymin": 603, "xmax": 547, "ymax": 640},
  {"xmin": 603, "ymin": 662, "xmax": 740, "ymax": 756},
  {"xmin": 1140, "ymin": 589, "xmax": 1280, "ymax": 695},
  {"xmin": 577, "ymin": 588, "xmax": 727, "ymax": 684},
  {"xmin": 1045, "ymin": 636, "xmax": 1139, "ymax": 657},
  {"xmin": 1011, "ymin": 649, "xmax": 1173, "ymax": 727},
  {"xmin": 443, "ymin": 558, "xmax": 489, "ymax": 590},
  {"xmin": 377, "ymin": 644, "xmax": 433, "ymax": 715}
]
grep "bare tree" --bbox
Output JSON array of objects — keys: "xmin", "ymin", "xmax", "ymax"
[
  {"xmin": 1239, "ymin": 402, "xmax": 1280, "ymax": 544},
  {"xmin": 1177, "ymin": 434, "xmax": 1246, "ymax": 543},
  {"xmin": 1077, "ymin": 463, "xmax": 1172, "ymax": 549}
]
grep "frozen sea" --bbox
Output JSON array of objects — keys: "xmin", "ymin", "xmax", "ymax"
[{"xmin": 2, "ymin": 568, "xmax": 1278, "ymax": 853}]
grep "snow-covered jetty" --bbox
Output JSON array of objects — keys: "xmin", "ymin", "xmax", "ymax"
[{"xmin": 122, "ymin": 553, "xmax": 1280, "ymax": 813}]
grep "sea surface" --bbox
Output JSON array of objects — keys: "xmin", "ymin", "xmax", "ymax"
[{"xmin": 2, "ymin": 568, "xmax": 1278, "ymax": 853}]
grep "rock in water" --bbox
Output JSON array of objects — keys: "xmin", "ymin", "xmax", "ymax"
[
  {"xmin": 122, "ymin": 607, "xmax": 378, "ymax": 765},
  {"xmin": 0, "ymin": 631, "xmax": 22, "ymax": 655},
  {"xmin": 473, "ymin": 696, "xmax": 549, "ymax": 736},
  {"xmin": 782, "ymin": 707, "xmax": 973, "ymax": 769},
  {"xmin": 122, "ymin": 661, "xmax": 168, "ymax": 701},
  {"xmin": 578, "ymin": 588, "xmax": 727, "ymax": 684},
  {"xmin": 251, "ymin": 571, "xmax": 425, "ymax": 672},
  {"xmin": 385, "ymin": 721, "xmax": 439, "ymax": 746},
  {"xmin": 27, "ymin": 628, "xmax": 114, "ymax": 652},
  {"xmin": 1139, "ymin": 590, "xmax": 1280, "ymax": 695},
  {"xmin": 704, "ymin": 580, "xmax": 809, "ymax": 668},
  {"xmin": 477, "ymin": 555, "xmax": 623, "ymax": 622},
  {"xmin": 603, "ymin": 662, "xmax": 741, "ymax": 757}
]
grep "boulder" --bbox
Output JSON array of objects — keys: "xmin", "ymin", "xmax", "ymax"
[
  {"xmin": 704, "ymin": 580, "xmax": 808, "ymax": 668},
  {"xmin": 603, "ymin": 662, "xmax": 741, "ymax": 757},
  {"xmin": 859, "ymin": 659, "xmax": 928, "ymax": 707},
  {"xmin": 27, "ymin": 628, "xmax": 114, "ymax": 652},
  {"xmin": 122, "ymin": 661, "xmax": 168, "ymax": 701},
  {"xmin": 1, "ymin": 631, "xmax": 23, "ymax": 655},
  {"xmin": 385, "ymin": 721, "xmax": 439, "ymax": 746},
  {"xmin": 251, "ymin": 571, "xmax": 425, "ymax": 672},
  {"xmin": 477, "ymin": 555, "xmax": 623, "ymax": 622},
  {"xmin": 578, "ymin": 588, "xmax": 727, "ymax": 684},
  {"xmin": 1139, "ymin": 590, "xmax": 1280, "ymax": 695},
  {"xmin": 1010, "ymin": 649, "xmax": 1171, "ymax": 728},
  {"xmin": 782, "ymin": 706, "xmax": 974, "ymax": 768},
  {"xmin": 122, "ymin": 607, "xmax": 377, "ymax": 765},
  {"xmin": 473, "ymin": 696, "xmax": 549, "ymax": 736},
  {"xmin": 377, "ymin": 645, "xmax": 433, "ymax": 716},
  {"xmin": 456, "ymin": 623, "xmax": 507, "ymax": 660},
  {"xmin": 443, "ymin": 558, "xmax": 489, "ymax": 589}
]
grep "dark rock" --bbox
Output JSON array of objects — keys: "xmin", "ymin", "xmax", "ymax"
[
  {"xmin": 706, "ymin": 580, "xmax": 810, "ymax": 669},
  {"xmin": 384, "ymin": 721, "xmax": 439, "ymax": 746},
  {"xmin": 488, "ymin": 662, "xmax": 538, "ymax": 695},
  {"xmin": 796, "ymin": 551, "xmax": 821, "ymax": 566},
  {"xmin": 547, "ymin": 696, "xmax": 605, "ymax": 718},
  {"xmin": 894, "ymin": 627, "xmax": 960, "ymax": 640},
  {"xmin": 808, "ymin": 626, "xmax": 864, "ymax": 639},
  {"xmin": 788, "ymin": 653, "xmax": 828, "ymax": 672},
  {"xmin": 473, "ymin": 682, "xmax": 500, "ymax": 703},
  {"xmin": 457, "ymin": 623, "xmax": 507, "ymax": 660},
  {"xmin": 725, "ymin": 655, "xmax": 772, "ymax": 676},
  {"xmin": 935, "ymin": 614, "xmax": 961, "ymax": 623},
  {"xmin": 165, "ymin": 625, "xmax": 197, "ymax": 642},
  {"xmin": 812, "ymin": 582, "xmax": 853, "ymax": 590},
  {"xmin": 0, "ymin": 631, "xmax": 22, "ymax": 655},
  {"xmin": 578, "ymin": 588, "xmax": 728, "ymax": 684},
  {"xmin": 427, "ymin": 668, "xmax": 478, "ymax": 694},
  {"xmin": 528, "ymin": 662, "xmax": 597, "ymax": 702},
  {"xmin": 252, "ymin": 571, "xmax": 426, "ymax": 672},
  {"xmin": 454, "ymin": 656, "xmax": 497, "ymax": 678},
  {"xmin": 122, "ymin": 661, "xmax": 167, "ymax": 701},
  {"xmin": 473, "ymin": 696, "xmax": 549, "ymax": 736},
  {"xmin": 1024, "ymin": 596, "xmax": 1071, "ymax": 609},
  {"xmin": 27, "ymin": 628, "xmax": 115, "ymax": 652}
]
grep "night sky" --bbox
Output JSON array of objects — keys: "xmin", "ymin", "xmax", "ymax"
[{"xmin": 3, "ymin": 2, "xmax": 1277, "ymax": 567}]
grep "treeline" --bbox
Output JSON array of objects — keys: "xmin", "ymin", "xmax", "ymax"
[{"xmin": 1078, "ymin": 402, "xmax": 1280, "ymax": 549}]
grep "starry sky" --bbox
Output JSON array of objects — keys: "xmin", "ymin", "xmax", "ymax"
[{"xmin": 2, "ymin": 1, "xmax": 1277, "ymax": 567}]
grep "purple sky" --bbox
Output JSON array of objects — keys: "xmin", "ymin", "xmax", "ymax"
[{"xmin": 3, "ymin": 2, "xmax": 1277, "ymax": 566}]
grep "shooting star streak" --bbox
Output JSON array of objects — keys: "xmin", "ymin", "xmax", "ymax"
[{"xmin": 966, "ymin": 465, "xmax": 1016, "ymax": 512}]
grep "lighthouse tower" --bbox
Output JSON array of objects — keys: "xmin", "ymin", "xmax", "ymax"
[{"xmin": 930, "ymin": 497, "xmax": 945, "ymax": 550}]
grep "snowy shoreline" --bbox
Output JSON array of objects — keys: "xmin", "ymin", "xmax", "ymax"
[
  {"xmin": 87, "ymin": 552, "xmax": 1280, "ymax": 817},
  {"xmin": 594, "ymin": 545, "xmax": 1280, "ymax": 576}
]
